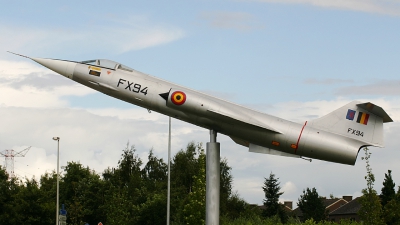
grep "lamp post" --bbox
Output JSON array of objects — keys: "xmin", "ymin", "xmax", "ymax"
[
  {"xmin": 167, "ymin": 117, "xmax": 171, "ymax": 225},
  {"xmin": 53, "ymin": 137, "xmax": 60, "ymax": 225}
]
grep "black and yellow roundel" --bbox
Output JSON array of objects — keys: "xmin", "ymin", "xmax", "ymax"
[{"xmin": 171, "ymin": 91, "xmax": 186, "ymax": 105}]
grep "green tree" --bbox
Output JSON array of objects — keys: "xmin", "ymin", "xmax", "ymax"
[
  {"xmin": 170, "ymin": 142, "xmax": 234, "ymax": 223},
  {"xmin": 170, "ymin": 142, "xmax": 201, "ymax": 223},
  {"xmin": 183, "ymin": 147, "xmax": 206, "ymax": 225},
  {"xmin": 61, "ymin": 162, "xmax": 105, "ymax": 225},
  {"xmin": 142, "ymin": 149, "xmax": 168, "ymax": 192},
  {"xmin": 137, "ymin": 150, "xmax": 168, "ymax": 224},
  {"xmin": 115, "ymin": 143, "xmax": 143, "ymax": 190},
  {"xmin": 13, "ymin": 177, "xmax": 50, "ymax": 225},
  {"xmin": 262, "ymin": 172, "xmax": 287, "ymax": 223},
  {"xmin": 0, "ymin": 169, "xmax": 56, "ymax": 225},
  {"xmin": 224, "ymin": 192, "xmax": 261, "ymax": 220},
  {"xmin": 358, "ymin": 147, "xmax": 384, "ymax": 225},
  {"xmin": 297, "ymin": 187, "xmax": 327, "ymax": 222},
  {"xmin": 136, "ymin": 192, "xmax": 167, "ymax": 225},
  {"xmin": 381, "ymin": 169, "xmax": 397, "ymax": 225},
  {"xmin": 0, "ymin": 166, "xmax": 22, "ymax": 225},
  {"xmin": 104, "ymin": 187, "xmax": 132, "ymax": 225},
  {"xmin": 101, "ymin": 144, "xmax": 171, "ymax": 224},
  {"xmin": 220, "ymin": 158, "xmax": 233, "ymax": 217},
  {"xmin": 38, "ymin": 171, "xmax": 58, "ymax": 225},
  {"xmin": 381, "ymin": 170, "xmax": 396, "ymax": 208},
  {"xmin": 383, "ymin": 187, "xmax": 400, "ymax": 225},
  {"xmin": 101, "ymin": 143, "xmax": 145, "ymax": 224},
  {"xmin": 0, "ymin": 142, "xmax": 241, "ymax": 225},
  {"xmin": 171, "ymin": 142, "xmax": 199, "ymax": 194}
]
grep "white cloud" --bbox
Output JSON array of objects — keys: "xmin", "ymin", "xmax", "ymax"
[
  {"xmin": 250, "ymin": 0, "xmax": 400, "ymax": 16},
  {"xmin": 336, "ymin": 80, "xmax": 400, "ymax": 96},
  {"xmin": 200, "ymin": 11, "xmax": 264, "ymax": 31},
  {"xmin": 0, "ymin": 16, "xmax": 185, "ymax": 58},
  {"xmin": 0, "ymin": 60, "xmax": 94, "ymax": 108},
  {"xmin": 118, "ymin": 26, "xmax": 185, "ymax": 52},
  {"xmin": 0, "ymin": 59, "xmax": 47, "ymax": 78},
  {"xmin": 282, "ymin": 181, "xmax": 297, "ymax": 196},
  {"xmin": 304, "ymin": 78, "xmax": 354, "ymax": 85}
]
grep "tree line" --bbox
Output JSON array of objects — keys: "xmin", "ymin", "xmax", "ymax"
[
  {"xmin": 0, "ymin": 142, "xmax": 256, "ymax": 225},
  {"xmin": 0, "ymin": 144, "xmax": 398, "ymax": 224},
  {"xmin": 260, "ymin": 147, "xmax": 400, "ymax": 225}
]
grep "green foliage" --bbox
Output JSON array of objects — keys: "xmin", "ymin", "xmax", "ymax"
[
  {"xmin": 221, "ymin": 214, "xmax": 365, "ymax": 225},
  {"xmin": 381, "ymin": 169, "xmax": 397, "ymax": 225},
  {"xmin": 383, "ymin": 186, "xmax": 400, "ymax": 225},
  {"xmin": 358, "ymin": 147, "xmax": 384, "ymax": 225},
  {"xmin": 171, "ymin": 142, "xmax": 199, "ymax": 194},
  {"xmin": 0, "ymin": 166, "xmax": 15, "ymax": 224},
  {"xmin": 381, "ymin": 170, "xmax": 396, "ymax": 207},
  {"xmin": 137, "ymin": 191, "xmax": 167, "ymax": 225},
  {"xmin": 115, "ymin": 143, "xmax": 143, "ymax": 190},
  {"xmin": 1, "ymin": 141, "xmax": 381, "ymax": 225},
  {"xmin": 170, "ymin": 142, "xmax": 201, "ymax": 223},
  {"xmin": 262, "ymin": 172, "xmax": 287, "ymax": 223},
  {"xmin": 143, "ymin": 149, "xmax": 167, "ymax": 192},
  {"xmin": 222, "ymin": 214, "xmax": 283, "ymax": 225},
  {"xmin": 61, "ymin": 161, "xmax": 105, "ymax": 225},
  {"xmin": 220, "ymin": 158, "xmax": 233, "ymax": 216},
  {"xmin": 183, "ymin": 146, "xmax": 206, "ymax": 225},
  {"xmin": 224, "ymin": 192, "xmax": 259, "ymax": 220},
  {"xmin": 0, "ymin": 144, "xmax": 230, "ymax": 225},
  {"xmin": 38, "ymin": 171, "xmax": 57, "ymax": 224},
  {"xmin": 104, "ymin": 187, "xmax": 131, "ymax": 225},
  {"xmin": 297, "ymin": 187, "xmax": 327, "ymax": 222},
  {"xmin": 222, "ymin": 216, "xmax": 363, "ymax": 225},
  {"xmin": 13, "ymin": 177, "xmax": 51, "ymax": 225}
]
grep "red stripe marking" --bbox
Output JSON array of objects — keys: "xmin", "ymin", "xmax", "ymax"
[
  {"xmin": 295, "ymin": 121, "xmax": 307, "ymax": 154},
  {"xmin": 364, "ymin": 113, "xmax": 370, "ymax": 125}
]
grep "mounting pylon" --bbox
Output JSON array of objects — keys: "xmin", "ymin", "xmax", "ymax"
[{"xmin": 0, "ymin": 146, "xmax": 31, "ymax": 179}]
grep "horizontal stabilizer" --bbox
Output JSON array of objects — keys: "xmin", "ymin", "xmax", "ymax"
[{"xmin": 357, "ymin": 102, "xmax": 393, "ymax": 123}]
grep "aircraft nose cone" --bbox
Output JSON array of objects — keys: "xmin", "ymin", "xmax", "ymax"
[{"xmin": 31, "ymin": 58, "xmax": 76, "ymax": 79}]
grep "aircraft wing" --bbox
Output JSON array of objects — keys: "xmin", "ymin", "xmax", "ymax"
[
  {"xmin": 230, "ymin": 136, "xmax": 299, "ymax": 158},
  {"xmin": 207, "ymin": 108, "xmax": 282, "ymax": 134}
]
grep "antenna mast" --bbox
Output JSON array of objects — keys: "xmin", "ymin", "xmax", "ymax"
[{"xmin": 0, "ymin": 146, "xmax": 31, "ymax": 179}]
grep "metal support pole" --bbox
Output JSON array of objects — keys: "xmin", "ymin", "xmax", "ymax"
[
  {"xmin": 206, "ymin": 130, "xmax": 220, "ymax": 225},
  {"xmin": 167, "ymin": 117, "xmax": 171, "ymax": 225},
  {"xmin": 53, "ymin": 137, "xmax": 60, "ymax": 225}
]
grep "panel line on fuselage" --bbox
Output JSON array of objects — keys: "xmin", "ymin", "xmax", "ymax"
[{"xmin": 294, "ymin": 121, "xmax": 308, "ymax": 154}]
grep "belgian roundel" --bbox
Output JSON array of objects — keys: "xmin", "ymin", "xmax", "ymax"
[{"xmin": 171, "ymin": 91, "xmax": 186, "ymax": 105}]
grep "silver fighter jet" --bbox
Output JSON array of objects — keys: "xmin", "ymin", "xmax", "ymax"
[{"xmin": 12, "ymin": 53, "xmax": 393, "ymax": 165}]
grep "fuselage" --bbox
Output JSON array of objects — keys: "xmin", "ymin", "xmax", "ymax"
[
  {"xmin": 69, "ymin": 59, "xmax": 363, "ymax": 165},
  {"xmin": 27, "ymin": 57, "xmax": 379, "ymax": 165}
]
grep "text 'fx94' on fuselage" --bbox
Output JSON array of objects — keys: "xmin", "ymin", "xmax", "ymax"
[{"xmin": 12, "ymin": 53, "xmax": 393, "ymax": 165}]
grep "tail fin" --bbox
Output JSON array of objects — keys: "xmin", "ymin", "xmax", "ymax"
[{"xmin": 308, "ymin": 101, "xmax": 392, "ymax": 147}]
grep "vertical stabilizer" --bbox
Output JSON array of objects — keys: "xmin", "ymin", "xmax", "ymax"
[{"xmin": 308, "ymin": 101, "xmax": 392, "ymax": 147}]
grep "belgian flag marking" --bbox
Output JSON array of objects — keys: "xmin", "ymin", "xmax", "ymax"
[
  {"xmin": 356, "ymin": 112, "xmax": 370, "ymax": 125},
  {"xmin": 171, "ymin": 91, "xmax": 186, "ymax": 105}
]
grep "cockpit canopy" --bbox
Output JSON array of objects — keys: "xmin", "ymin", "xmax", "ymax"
[{"xmin": 81, "ymin": 59, "xmax": 133, "ymax": 72}]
